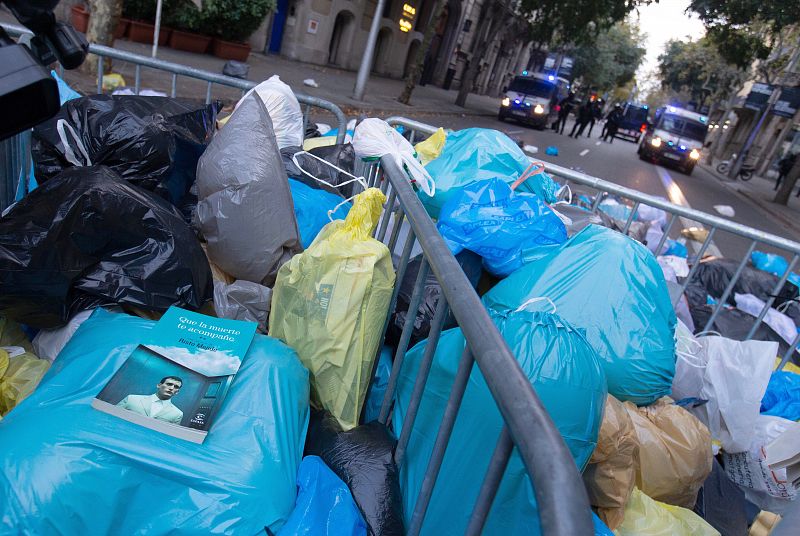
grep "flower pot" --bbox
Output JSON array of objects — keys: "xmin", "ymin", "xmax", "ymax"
[
  {"xmin": 168, "ymin": 30, "xmax": 212, "ymax": 54},
  {"xmin": 70, "ymin": 5, "xmax": 89, "ymax": 33},
  {"xmin": 115, "ymin": 18, "xmax": 130, "ymax": 39},
  {"xmin": 211, "ymin": 38, "xmax": 252, "ymax": 62},
  {"xmin": 128, "ymin": 20, "xmax": 170, "ymax": 45}
]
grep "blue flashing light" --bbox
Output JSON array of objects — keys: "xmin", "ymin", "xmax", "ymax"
[
  {"xmin": 548, "ymin": 75, "xmax": 555, "ymax": 81},
  {"xmin": 679, "ymin": 145, "xmax": 686, "ymax": 151},
  {"xmin": 514, "ymin": 99, "xmax": 520, "ymax": 105},
  {"xmin": 643, "ymin": 105, "xmax": 649, "ymax": 109},
  {"xmin": 525, "ymin": 102, "xmax": 531, "ymax": 107},
  {"xmin": 700, "ymin": 116, "xmax": 707, "ymax": 123},
  {"xmin": 668, "ymin": 106, "xmax": 677, "ymax": 112},
  {"xmin": 668, "ymin": 141, "xmax": 674, "ymax": 146},
  {"xmin": 522, "ymin": 70, "xmax": 528, "ymax": 76}
]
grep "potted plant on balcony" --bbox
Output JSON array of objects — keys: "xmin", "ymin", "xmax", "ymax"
[
  {"xmin": 166, "ymin": 0, "xmax": 212, "ymax": 53},
  {"xmin": 124, "ymin": 0, "xmax": 170, "ymax": 44},
  {"xmin": 70, "ymin": 4, "xmax": 90, "ymax": 33},
  {"xmin": 200, "ymin": 0, "xmax": 275, "ymax": 61}
]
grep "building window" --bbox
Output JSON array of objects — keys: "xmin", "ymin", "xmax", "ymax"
[{"xmin": 383, "ymin": 0, "xmax": 393, "ymax": 18}]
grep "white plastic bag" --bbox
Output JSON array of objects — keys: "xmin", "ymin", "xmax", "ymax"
[
  {"xmin": 658, "ymin": 255, "xmax": 690, "ymax": 279},
  {"xmin": 636, "ymin": 202, "xmax": 668, "ymax": 228},
  {"xmin": 32, "ymin": 310, "xmax": 94, "ymax": 362},
  {"xmin": 735, "ymin": 293, "xmax": 798, "ymax": 346},
  {"xmin": 672, "ymin": 335, "xmax": 776, "ymax": 453},
  {"xmin": 237, "ymin": 75, "xmax": 303, "ymax": 149},
  {"xmin": 352, "ymin": 118, "xmax": 435, "ymax": 196},
  {"xmin": 644, "ymin": 223, "xmax": 664, "ymax": 254},
  {"xmin": 722, "ymin": 415, "xmax": 798, "ymax": 514}
]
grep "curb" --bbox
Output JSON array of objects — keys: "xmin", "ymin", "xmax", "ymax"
[{"xmin": 699, "ymin": 164, "xmax": 800, "ymax": 237}]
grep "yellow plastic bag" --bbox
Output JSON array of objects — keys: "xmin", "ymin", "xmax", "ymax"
[
  {"xmin": 0, "ymin": 352, "xmax": 50, "ymax": 416},
  {"xmin": 623, "ymin": 397, "xmax": 713, "ymax": 508},
  {"xmin": 270, "ymin": 188, "xmax": 395, "ymax": 430},
  {"xmin": 583, "ymin": 395, "xmax": 640, "ymax": 530},
  {"xmin": 0, "ymin": 316, "xmax": 34, "ymax": 353},
  {"xmin": 101, "ymin": 73, "xmax": 126, "ymax": 92},
  {"xmin": 414, "ymin": 128, "xmax": 447, "ymax": 166},
  {"xmin": 615, "ymin": 488, "xmax": 720, "ymax": 536},
  {"xmin": 775, "ymin": 358, "xmax": 800, "ymax": 375}
]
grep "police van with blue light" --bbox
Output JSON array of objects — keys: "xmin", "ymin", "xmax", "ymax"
[
  {"xmin": 498, "ymin": 72, "xmax": 570, "ymax": 129},
  {"xmin": 638, "ymin": 106, "xmax": 709, "ymax": 175}
]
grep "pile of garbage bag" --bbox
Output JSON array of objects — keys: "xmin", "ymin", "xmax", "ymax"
[{"xmin": 6, "ymin": 90, "xmax": 800, "ymax": 536}]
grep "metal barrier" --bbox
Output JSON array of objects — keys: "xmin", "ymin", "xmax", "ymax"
[
  {"xmin": 385, "ymin": 116, "xmax": 800, "ymax": 369},
  {"xmin": 358, "ymin": 155, "xmax": 593, "ymax": 535},
  {"xmin": 0, "ymin": 22, "xmax": 347, "ymax": 144}
]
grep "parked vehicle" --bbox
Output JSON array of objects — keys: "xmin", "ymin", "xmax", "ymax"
[
  {"xmin": 716, "ymin": 154, "xmax": 755, "ymax": 181},
  {"xmin": 614, "ymin": 102, "xmax": 650, "ymax": 143},
  {"xmin": 638, "ymin": 106, "xmax": 709, "ymax": 175},
  {"xmin": 498, "ymin": 73, "xmax": 570, "ymax": 129}
]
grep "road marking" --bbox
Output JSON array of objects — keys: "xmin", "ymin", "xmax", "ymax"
[
  {"xmin": 595, "ymin": 141, "xmax": 602, "ymax": 146},
  {"xmin": 579, "ymin": 149, "xmax": 590, "ymax": 156},
  {"xmin": 655, "ymin": 166, "xmax": 722, "ymax": 257}
]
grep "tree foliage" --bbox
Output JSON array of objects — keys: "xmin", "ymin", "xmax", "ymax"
[
  {"xmin": 570, "ymin": 21, "xmax": 646, "ymax": 92},
  {"xmin": 657, "ymin": 37, "xmax": 745, "ymax": 107},
  {"xmin": 687, "ymin": 0, "xmax": 800, "ymax": 69}
]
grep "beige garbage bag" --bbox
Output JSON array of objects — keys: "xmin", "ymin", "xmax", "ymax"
[
  {"xmin": 624, "ymin": 396, "xmax": 713, "ymax": 508},
  {"xmin": 582, "ymin": 394, "xmax": 639, "ymax": 530}
]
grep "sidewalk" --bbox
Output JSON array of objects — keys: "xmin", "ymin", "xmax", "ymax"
[
  {"xmin": 700, "ymin": 162, "xmax": 800, "ymax": 237},
  {"xmin": 0, "ymin": 6, "xmax": 499, "ymax": 119}
]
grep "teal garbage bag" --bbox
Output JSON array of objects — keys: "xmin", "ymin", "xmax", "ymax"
[
  {"xmin": 289, "ymin": 178, "xmax": 351, "ymax": 248},
  {"xmin": 0, "ymin": 308, "xmax": 310, "ymax": 534},
  {"xmin": 50, "ymin": 70, "xmax": 81, "ymax": 104},
  {"xmin": 484, "ymin": 225, "xmax": 676, "ymax": 406},
  {"xmin": 393, "ymin": 306, "xmax": 606, "ymax": 535},
  {"xmin": 421, "ymin": 128, "xmax": 558, "ymax": 218},
  {"xmin": 363, "ymin": 346, "xmax": 393, "ymax": 423},
  {"xmin": 751, "ymin": 251, "xmax": 800, "ymax": 288},
  {"xmin": 761, "ymin": 371, "xmax": 800, "ymax": 421},
  {"xmin": 278, "ymin": 456, "xmax": 367, "ymax": 536},
  {"xmin": 437, "ymin": 178, "xmax": 567, "ymax": 277},
  {"xmin": 593, "ymin": 512, "xmax": 615, "ymax": 536}
]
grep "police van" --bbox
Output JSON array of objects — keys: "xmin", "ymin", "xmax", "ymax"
[
  {"xmin": 498, "ymin": 73, "xmax": 570, "ymax": 129},
  {"xmin": 638, "ymin": 106, "xmax": 709, "ymax": 175}
]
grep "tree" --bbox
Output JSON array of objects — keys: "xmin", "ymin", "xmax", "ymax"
[
  {"xmin": 570, "ymin": 21, "xmax": 646, "ymax": 93},
  {"xmin": 688, "ymin": 0, "xmax": 800, "ymax": 70},
  {"xmin": 398, "ymin": 0, "xmax": 447, "ymax": 105},
  {"xmin": 775, "ymin": 153, "xmax": 800, "ymax": 205},
  {"xmin": 656, "ymin": 37, "xmax": 745, "ymax": 109},
  {"xmin": 82, "ymin": 0, "xmax": 123, "ymax": 76},
  {"xmin": 454, "ymin": 0, "xmax": 654, "ymax": 108}
]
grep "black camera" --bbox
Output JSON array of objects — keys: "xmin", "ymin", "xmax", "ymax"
[{"xmin": 0, "ymin": 0, "xmax": 88, "ymax": 140}]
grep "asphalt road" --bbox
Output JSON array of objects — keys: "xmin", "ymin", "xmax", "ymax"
[{"xmin": 403, "ymin": 113, "xmax": 793, "ymax": 260}]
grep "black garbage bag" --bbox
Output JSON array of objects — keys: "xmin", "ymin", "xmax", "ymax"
[
  {"xmin": 688, "ymin": 257, "xmax": 799, "ymax": 308},
  {"xmin": 305, "ymin": 410, "xmax": 404, "ymax": 536},
  {"xmin": 291, "ymin": 144, "xmax": 358, "ymax": 198},
  {"xmin": 693, "ymin": 459, "xmax": 749, "ymax": 536},
  {"xmin": 690, "ymin": 305, "xmax": 795, "ymax": 361},
  {"xmin": 32, "ymin": 95, "xmax": 219, "ymax": 206},
  {"xmin": 386, "ymin": 251, "xmax": 482, "ymax": 347},
  {"xmin": 0, "ymin": 166, "xmax": 213, "ymax": 328}
]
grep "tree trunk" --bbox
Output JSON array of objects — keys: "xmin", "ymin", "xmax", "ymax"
[
  {"xmin": 81, "ymin": 0, "xmax": 123, "ymax": 77},
  {"xmin": 455, "ymin": 3, "xmax": 503, "ymax": 108},
  {"xmin": 774, "ymin": 155, "xmax": 800, "ymax": 205},
  {"xmin": 398, "ymin": 0, "xmax": 447, "ymax": 105}
]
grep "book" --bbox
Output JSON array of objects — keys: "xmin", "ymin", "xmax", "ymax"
[{"xmin": 92, "ymin": 307, "xmax": 257, "ymax": 443}]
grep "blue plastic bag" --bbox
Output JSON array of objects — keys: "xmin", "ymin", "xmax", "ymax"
[
  {"xmin": 394, "ymin": 306, "xmax": 606, "ymax": 535},
  {"xmin": 751, "ymin": 251, "xmax": 800, "ymax": 288},
  {"xmin": 663, "ymin": 239, "xmax": 688, "ymax": 258},
  {"xmin": 437, "ymin": 178, "xmax": 567, "ymax": 277},
  {"xmin": 278, "ymin": 456, "xmax": 367, "ymax": 536},
  {"xmin": 593, "ymin": 512, "xmax": 615, "ymax": 536},
  {"xmin": 0, "ymin": 308, "xmax": 310, "ymax": 534},
  {"xmin": 420, "ymin": 128, "xmax": 558, "ymax": 217},
  {"xmin": 50, "ymin": 70, "xmax": 81, "ymax": 104},
  {"xmin": 761, "ymin": 371, "xmax": 800, "ymax": 421},
  {"xmin": 484, "ymin": 225, "xmax": 676, "ymax": 406},
  {"xmin": 363, "ymin": 346, "xmax": 393, "ymax": 423},
  {"xmin": 545, "ymin": 145, "xmax": 559, "ymax": 156},
  {"xmin": 289, "ymin": 178, "xmax": 351, "ymax": 248}
]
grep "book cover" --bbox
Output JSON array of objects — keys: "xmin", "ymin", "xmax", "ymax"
[{"xmin": 92, "ymin": 307, "xmax": 257, "ymax": 443}]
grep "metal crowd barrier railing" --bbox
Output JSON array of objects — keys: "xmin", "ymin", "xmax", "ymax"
[
  {"xmin": 385, "ymin": 116, "xmax": 800, "ymax": 370},
  {"xmin": 356, "ymin": 154, "xmax": 593, "ymax": 535},
  {"xmin": 0, "ymin": 22, "xmax": 349, "ymax": 211}
]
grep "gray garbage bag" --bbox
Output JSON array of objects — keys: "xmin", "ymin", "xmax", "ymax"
[
  {"xmin": 213, "ymin": 280, "xmax": 271, "ymax": 333},
  {"xmin": 196, "ymin": 93, "xmax": 302, "ymax": 286}
]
